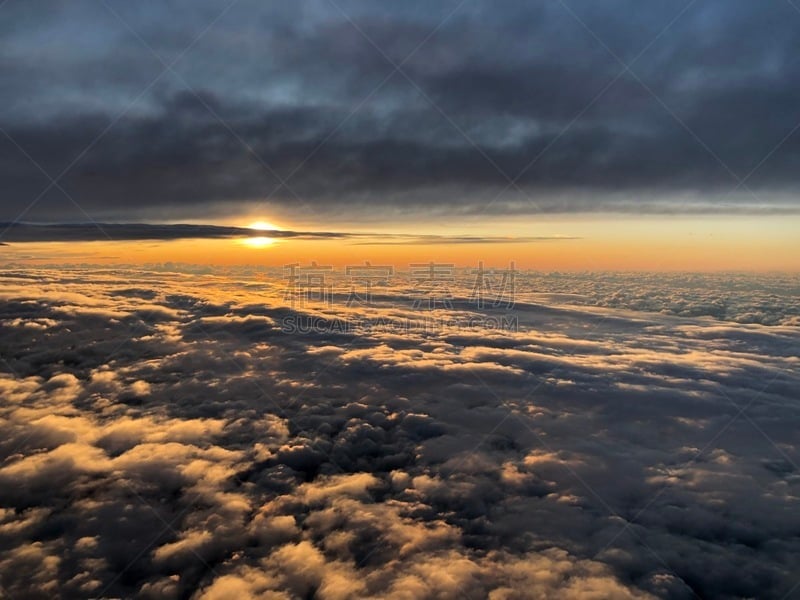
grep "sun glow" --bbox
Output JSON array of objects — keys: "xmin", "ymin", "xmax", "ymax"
[
  {"xmin": 241, "ymin": 220, "xmax": 281, "ymax": 249},
  {"xmin": 248, "ymin": 220, "xmax": 280, "ymax": 231},
  {"xmin": 242, "ymin": 236, "xmax": 275, "ymax": 248}
]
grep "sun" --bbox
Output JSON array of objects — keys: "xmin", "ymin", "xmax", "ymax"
[
  {"xmin": 248, "ymin": 220, "xmax": 280, "ymax": 231},
  {"xmin": 242, "ymin": 236, "xmax": 275, "ymax": 248},
  {"xmin": 241, "ymin": 220, "xmax": 281, "ymax": 249}
]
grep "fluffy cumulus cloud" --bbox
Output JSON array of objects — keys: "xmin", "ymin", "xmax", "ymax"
[
  {"xmin": 2, "ymin": 0, "xmax": 800, "ymax": 222},
  {"xmin": 0, "ymin": 265, "xmax": 799, "ymax": 598}
]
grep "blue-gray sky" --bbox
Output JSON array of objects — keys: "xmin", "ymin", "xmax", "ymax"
[{"xmin": 1, "ymin": 0, "xmax": 800, "ymax": 223}]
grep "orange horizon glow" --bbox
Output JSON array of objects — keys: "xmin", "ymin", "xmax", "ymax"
[{"xmin": 1, "ymin": 215, "xmax": 798, "ymax": 272}]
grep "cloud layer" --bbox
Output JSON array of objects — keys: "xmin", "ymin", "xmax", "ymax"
[
  {"xmin": 0, "ymin": 222, "xmax": 575, "ymax": 245},
  {"xmin": 0, "ymin": 265, "xmax": 799, "ymax": 598},
  {"xmin": 2, "ymin": 0, "xmax": 800, "ymax": 221}
]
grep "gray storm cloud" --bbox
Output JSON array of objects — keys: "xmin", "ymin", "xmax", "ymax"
[{"xmin": 1, "ymin": 0, "xmax": 800, "ymax": 221}]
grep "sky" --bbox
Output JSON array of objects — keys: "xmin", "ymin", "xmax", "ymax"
[
  {"xmin": 1, "ymin": 0, "xmax": 800, "ymax": 269},
  {"xmin": 2, "ymin": 5, "xmax": 800, "ymax": 598}
]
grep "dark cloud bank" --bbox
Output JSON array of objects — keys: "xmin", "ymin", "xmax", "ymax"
[
  {"xmin": 2, "ymin": 0, "xmax": 800, "ymax": 221},
  {"xmin": 1, "ymin": 266, "xmax": 799, "ymax": 598},
  {"xmin": 0, "ymin": 222, "xmax": 574, "ymax": 244}
]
